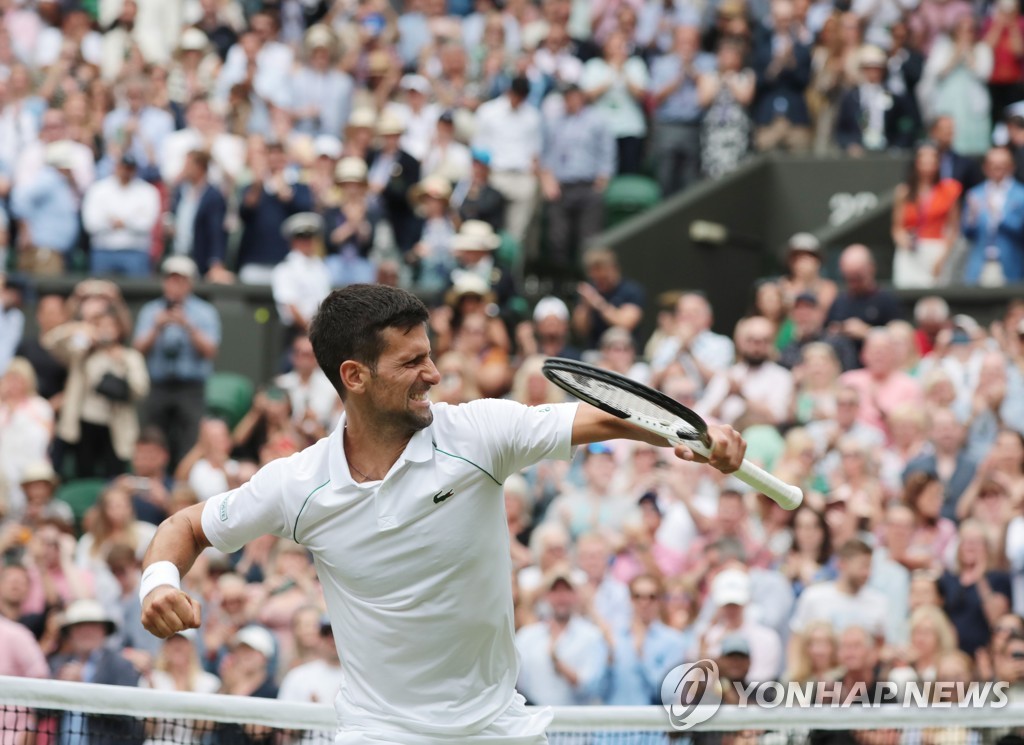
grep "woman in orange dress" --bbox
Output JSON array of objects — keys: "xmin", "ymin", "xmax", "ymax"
[{"xmin": 891, "ymin": 142, "xmax": 962, "ymax": 288}]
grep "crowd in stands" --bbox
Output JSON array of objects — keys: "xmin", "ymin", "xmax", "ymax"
[
  {"xmin": 2, "ymin": 235, "xmax": 1024, "ymax": 719},
  {"xmin": 1, "ymin": 0, "xmax": 1024, "ymax": 727},
  {"xmin": 0, "ymin": 0, "xmax": 1024, "ymax": 290}
]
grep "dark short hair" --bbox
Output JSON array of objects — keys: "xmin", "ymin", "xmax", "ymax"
[
  {"xmin": 309, "ymin": 285, "xmax": 430, "ymax": 398},
  {"xmin": 187, "ymin": 149, "xmax": 211, "ymax": 174},
  {"xmin": 137, "ymin": 426, "xmax": 168, "ymax": 450},
  {"xmin": 509, "ymin": 75, "xmax": 531, "ymax": 99}
]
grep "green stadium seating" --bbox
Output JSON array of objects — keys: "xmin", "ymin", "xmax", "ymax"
[
  {"xmin": 603, "ymin": 175, "xmax": 662, "ymax": 228},
  {"xmin": 205, "ymin": 372, "xmax": 255, "ymax": 428},
  {"xmin": 55, "ymin": 478, "xmax": 107, "ymax": 527}
]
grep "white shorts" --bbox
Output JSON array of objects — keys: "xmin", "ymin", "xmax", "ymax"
[{"xmin": 333, "ymin": 694, "xmax": 552, "ymax": 744}]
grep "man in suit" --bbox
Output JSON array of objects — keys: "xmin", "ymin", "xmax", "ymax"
[
  {"xmin": 962, "ymin": 146, "xmax": 1024, "ymax": 286},
  {"xmin": 48, "ymin": 599, "xmax": 144, "ymax": 745},
  {"xmin": 367, "ymin": 110, "xmax": 421, "ymax": 255},
  {"xmin": 751, "ymin": 0, "xmax": 813, "ymax": 153},
  {"xmin": 835, "ymin": 45, "xmax": 916, "ymax": 155},
  {"xmin": 931, "ymin": 114, "xmax": 983, "ymax": 192},
  {"xmin": 168, "ymin": 150, "xmax": 231, "ymax": 283}
]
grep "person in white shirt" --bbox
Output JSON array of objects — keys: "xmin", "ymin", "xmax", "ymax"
[
  {"xmin": 789, "ymin": 538, "xmax": 891, "ymax": 659},
  {"xmin": 159, "ymin": 96, "xmax": 246, "ymax": 187},
  {"xmin": 697, "ymin": 567, "xmax": 783, "ymax": 682},
  {"xmin": 515, "ymin": 571, "xmax": 610, "ymax": 705},
  {"xmin": 388, "ymin": 74, "xmax": 441, "ymax": 163},
  {"xmin": 81, "ymin": 154, "xmax": 161, "ymax": 277},
  {"xmin": 650, "ymin": 292, "xmax": 735, "ymax": 389},
  {"xmin": 275, "ymin": 334, "xmax": 339, "ymax": 432},
  {"xmin": 472, "ymin": 76, "xmax": 543, "ymax": 245},
  {"xmin": 214, "ymin": 12, "xmax": 293, "ymax": 112},
  {"xmin": 278, "ymin": 616, "xmax": 344, "ymax": 704},
  {"xmin": 698, "ymin": 315, "xmax": 794, "ymax": 426},
  {"xmin": 271, "ymin": 213, "xmax": 332, "ymax": 339},
  {"xmin": 139, "ymin": 284, "xmax": 747, "ymax": 743}
]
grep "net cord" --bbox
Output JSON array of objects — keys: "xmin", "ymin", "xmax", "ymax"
[{"xmin": 2, "ymin": 677, "xmax": 1023, "ymax": 732}]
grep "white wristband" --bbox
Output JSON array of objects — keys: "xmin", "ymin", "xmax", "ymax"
[{"xmin": 139, "ymin": 561, "xmax": 181, "ymax": 605}]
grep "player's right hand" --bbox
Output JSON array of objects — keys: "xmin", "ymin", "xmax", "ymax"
[{"xmin": 141, "ymin": 585, "xmax": 201, "ymax": 638}]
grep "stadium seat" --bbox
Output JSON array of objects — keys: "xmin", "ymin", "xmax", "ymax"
[
  {"xmin": 55, "ymin": 478, "xmax": 107, "ymax": 527},
  {"xmin": 603, "ymin": 175, "xmax": 662, "ymax": 228},
  {"xmin": 205, "ymin": 372, "xmax": 255, "ymax": 428}
]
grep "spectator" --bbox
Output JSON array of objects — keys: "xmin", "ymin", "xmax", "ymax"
[
  {"xmin": 324, "ymin": 157, "xmax": 377, "ymax": 287},
  {"xmin": 891, "ymin": 142, "xmax": 963, "ymax": 289},
  {"xmin": 540, "ymin": 83, "xmax": 615, "ymax": 275},
  {"xmin": 515, "ymin": 570, "xmax": 610, "ymax": 705},
  {"xmin": 133, "ymin": 256, "xmax": 221, "ymax": 466},
  {"xmin": 177, "ymin": 417, "xmax": 240, "ymax": 502},
  {"xmin": 575, "ymin": 532, "xmax": 632, "ymax": 636},
  {"xmin": 409, "ymin": 176, "xmax": 458, "ymax": 294},
  {"xmin": 422, "ymin": 111, "xmax": 471, "ymax": 185},
  {"xmin": 751, "ymin": 0, "xmax": 813, "ymax": 153},
  {"xmin": 546, "ymin": 442, "xmax": 634, "ymax": 540},
  {"xmin": 825, "ymin": 244, "xmax": 904, "ymax": 350},
  {"xmin": 940, "ymin": 519, "xmax": 1012, "ymax": 656},
  {"xmin": 452, "ymin": 149, "xmax": 506, "ymax": 231},
  {"xmin": 0, "ymin": 358, "xmax": 54, "ymax": 518},
  {"xmin": 835, "ymin": 45, "xmax": 916, "ymax": 155},
  {"xmin": 18, "ymin": 462, "xmax": 73, "ymax": 531},
  {"xmin": 790, "ymin": 538, "xmax": 890, "ymax": 647},
  {"xmin": 518, "ymin": 297, "xmax": 582, "ymax": 361},
  {"xmin": 472, "ymin": 76, "xmax": 542, "ymax": 246},
  {"xmin": 50, "ymin": 599, "xmax": 139, "ymax": 690},
  {"xmin": 218, "ymin": 625, "xmax": 279, "ymax": 699},
  {"xmin": 699, "ymin": 315, "xmax": 794, "ymax": 427},
  {"xmin": 159, "ymin": 96, "xmax": 246, "ymax": 187},
  {"xmin": 9, "ymin": 142, "xmax": 81, "ymax": 276},
  {"xmin": 698, "ymin": 37, "xmax": 756, "ymax": 179},
  {"xmin": 276, "ymin": 335, "xmax": 338, "ymax": 435},
  {"xmin": 0, "ymin": 608, "xmax": 48, "ymax": 678},
  {"xmin": 779, "ymin": 293, "xmax": 859, "ymax": 372},
  {"xmin": 368, "ymin": 111, "xmax": 422, "ymax": 255},
  {"xmin": 14, "ymin": 108, "xmax": 95, "ymax": 195},
  {"xmin": 648, "ymin": 25, "xmax": 715, "ymax": 196},
  {"xmin": 783, "ymin": 619, "xmax": 836, "ymax": 683},
  {"xmin": 700, "ymin": 567, "xmax": 784, "ymax": 681},
  {"xmin": 102, "ymin": 76, "xmax": 175, "ymax": 180},
  {"xmin": 929, "ymin": 114, "xmax": 983, "ymax": 192},
  {"xmin": 272, "ymin": 212, "xmax": 332, "ymax": 342},
  {"xmin": 572, "ymin": 247, "xmax": 645, "ymax": 351},
  {"xmin": 715, "ymin": 634, "xmax": 754, "ymax": 704},
  {"xmin": 278, "ymin": 615, "xmax": 344, "ymax": 704},
  {"xmin": 290, "ymin": 25, "xmax": 354, "ymax": 139},
  {"xmin": 606, "ymin": 574, "xmax": 689, "ymax": 704},
  {"xmin": 650, "ymin": 292, "xmax": 735, "ymax": 387},
  {"xmin": 0, "ymin": 275, "xmax": 24, "ymax": 376},
  {"xmin": 962, "ymin": 146, "xmax": 1024, "ymax": 286},
  {"xmin": 118, "ymin": 427, "xmax": 174, "ymax": 526},
  {"xmin": 82, "ymin": 153, "xmax": 161, "ymax": 277},
  {"xmin": 780, "ymin": 506, "xmax": 834, "ymax": 597},
  {"xmin": 905, "ymin": 408, "xmax": 978, "ymax": 520},
  {"xmin": 581, "ymin": 30, "xmax": 650, "ymax": 175},
  {"xmin": 839, "ymin": 328, "xmax": 923, "ymax": 436},
  {"xmin": 392, "ymin": 75, "xmax": 442, "ymax": 164},
  {"xmin": 167, "ymin": 149, "xmax": 231, "ymax": 283},
  {"xmin": 237, "ymin": 140, "xmax": 315, "ymax": 285},
  {"xmin": 925, "ymin": 20, "xmax": 995, "ymax": 158}
]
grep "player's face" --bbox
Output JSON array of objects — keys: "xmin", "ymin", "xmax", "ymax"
[{"xmin": 366, "ymin": 325, "xmax": 441, "ymax": 433}]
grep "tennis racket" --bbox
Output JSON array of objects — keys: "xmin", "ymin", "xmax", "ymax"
[{"xmin": 542, "ymin": 358, "xmax": 803, "ymax": 510}]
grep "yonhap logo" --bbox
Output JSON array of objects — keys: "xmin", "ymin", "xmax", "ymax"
[{"xmin": 661, "ymin": 659, "xmax": 723, "ymax": 730}]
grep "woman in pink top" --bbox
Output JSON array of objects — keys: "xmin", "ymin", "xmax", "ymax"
[{"xmin": 905, "ymin": 471, "xmax": 958, "ymax": 570}]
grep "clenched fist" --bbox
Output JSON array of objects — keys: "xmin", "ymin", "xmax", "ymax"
[{"xmin": 141, "ymin": 585, "xmax": 202, "ymax": 639}]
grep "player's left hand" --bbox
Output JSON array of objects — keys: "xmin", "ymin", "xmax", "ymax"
[{"xmin": 672, "ymin": 424, "xmax": 746, "ymax": 474}]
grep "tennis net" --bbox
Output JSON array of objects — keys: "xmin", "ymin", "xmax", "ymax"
[{"xmin": 2, "ymin": 676, "xmax": 1024, "ymax": 745}]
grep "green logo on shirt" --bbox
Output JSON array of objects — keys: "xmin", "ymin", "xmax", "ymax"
[
  {"xmin": 432, "ymin": 489, "xmax": 455, "ymax": 504},
  {"xmin": 219, "ymin": 497, "xmax": 229, "ymax": 521}
]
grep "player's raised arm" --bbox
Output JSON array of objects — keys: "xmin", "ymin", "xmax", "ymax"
[
  {"xmin": 140, "ymin": 502, "xmax": 209, "ymax": 638},
  {"xmin": 570, "ymin": 403, "xmax": 747, "ymax": 474}
]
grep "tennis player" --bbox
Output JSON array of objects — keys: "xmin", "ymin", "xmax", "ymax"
[{"xmin": 140, "ymin": 284, "xmax": 746, "ymax": 744}]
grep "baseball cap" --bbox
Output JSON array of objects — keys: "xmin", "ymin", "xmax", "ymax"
[
  {"xmin": 711, "ymin": 568, "xmax": 751, "ymax": 607},
  {"xmin": 282, "ymin": 212, "xmax": 324, "ymax": 240},
  {"xmin": 400, "ymin": 74, "xmax": 432, "ymax": 96},
  {"xmin": 533, "ymin": 296, "xmax": 569, "ymax": 323},
  {"xmin": 788, "ymin": 232, "xmax": 821, "ymax": 254},
  {"xmin": 638, "ymin": 491, "xmax": 662, "ymax": 516},
  {"xmin": 233, "ymin": 625, "xmax": 275, "ymax": 659},
  {"xmin": 586, "ymin": 442, "xmax": 614, "ymax": 456},
  {"xmin": 471, "ymin": 148, "xmax": 492, "ymax": 166},
  {"xmin": 162, "ymin": 256, "xmax": 198, "ymax": 280},
  {"xmin": 793, "ymin": 291, "xmax": 819, "ymax": 307}
]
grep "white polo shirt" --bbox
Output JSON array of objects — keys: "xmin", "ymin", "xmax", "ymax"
[
  {"xmin": 271, "ymin": 251, "xmax": 332, "ymax": 327},
  {"xmin": 202, "ymin": 399, "xmax": 578, "ymax": 741}
]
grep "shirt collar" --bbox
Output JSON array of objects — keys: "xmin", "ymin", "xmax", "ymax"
[{"xmin": 328, "ymin": 410, "xmax": 436, "ymax": 490}]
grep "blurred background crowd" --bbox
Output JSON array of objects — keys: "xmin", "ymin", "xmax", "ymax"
[{"xmin": 1, "ymin": 0, "xmax": 1024, "ymax": 722}]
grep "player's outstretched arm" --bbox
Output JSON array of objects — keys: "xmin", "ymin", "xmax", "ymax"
[
  {"xmin": 570, "ymin": 403, "xmax": 746, "ymax": 474},
  {"xmin": 140, "ymin": 502, "xmax": 209, "ymax": 638}
]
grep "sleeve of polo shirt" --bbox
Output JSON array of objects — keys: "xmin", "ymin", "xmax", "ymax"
[
  {"xmin": 201, "ymin": 457, "xmax": 292, "ymax": 553},
  {"xmin": 460, "ymin": 399, "xmax": 578, "ymax": 483}
]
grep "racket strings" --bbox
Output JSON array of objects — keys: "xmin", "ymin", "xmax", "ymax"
[{"xmin": 550, "ymin": 369, "xmax": 703, "ymax": 440}]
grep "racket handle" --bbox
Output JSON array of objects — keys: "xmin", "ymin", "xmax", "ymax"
[{"xmin": 687, "ymin": 442, "xmax": 804, "ymax": 510}]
